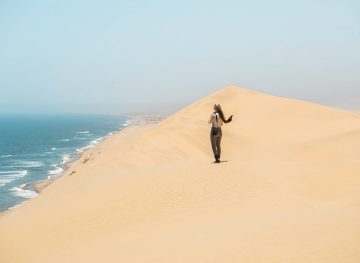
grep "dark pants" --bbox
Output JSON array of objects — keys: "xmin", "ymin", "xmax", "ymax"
[{"xmin": 210, "ymin": 127, "xmax": 222, "ymax": 158}]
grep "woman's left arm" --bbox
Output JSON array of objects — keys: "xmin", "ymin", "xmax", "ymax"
[{"xmin": 226, "ymin": 115, "xmax": 233, "ymax": 123}]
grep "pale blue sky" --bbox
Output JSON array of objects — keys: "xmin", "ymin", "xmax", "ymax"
[{"xmin": 0, "ymin": 0, "xmax": 359, "ymax": 114}]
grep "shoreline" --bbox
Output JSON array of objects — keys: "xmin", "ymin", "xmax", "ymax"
[
  {"xmin": 29, "ymin": 114, "xmax": 164, "ymax": 194},
  {"xmin": 1, "ymin": 114, "xmax": 164, "ymax": 216}
]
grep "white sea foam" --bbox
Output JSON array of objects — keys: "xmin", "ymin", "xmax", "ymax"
[
  {"xmin": 8, "ymin": 203, "xmax": 23, "ymax": 210},
  {"xmin": 122, "ymin": 120, "xmax": 133, "ymax": 127},
  {"xmin": 39, "ymin": 152, "xmax": 53, "ymax": 156},
  {"xmin": 0, "ymin": 170, "xmax": 28, "ymax": 187},
  {"xmin": 61, "ymin": 154, "xmax": 72, "ymax": 164},
  {"xmin": 1, "ymin": 155, "xmax": 13, "ymax": 158},
  {"xmin": 48, "ymin": 165, "xmax": 64, "ymax": 177},
  {"xmin": 74, "ymin": 136, "xmax": 87, "ymax": 140},
  {"xmin": 12, "ymin": 161, "xmax": 45, "ymax": 168},
  {"xmin": 76, "ymin": 131, "xmax": 90, "ymax": 134},
  {"xmin": 76, "ymin": 145, "xmax": 93, "ymax": 153},
  {"xmin": 11, "ymin": 187, "xmax": 38, "ymax": 199},
  {"xmin": 75, "ymin": 136, "xmax": 105, "ymax": 153},
  {"xmin": 91, "ymin": 137, "xmax": 104, "ymax": 145},
  {"xmin": 0, "ymin": 170, "xmax": 28, "ymax": 175},
  {"xmin": 60, "ymin": 138, "xmax": 70, "ymax": 142},
  {"xmin": 76, "ymin": 148, "xmax": 83, "ymax": 153},
  {"xmin": 51, "ymin": 147, "xmax": 57, "ymax": 151}
]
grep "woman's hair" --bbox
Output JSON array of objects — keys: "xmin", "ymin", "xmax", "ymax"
[{"xmin": 216, "ymin": 108, "xmax": 227, "ymax": 123}]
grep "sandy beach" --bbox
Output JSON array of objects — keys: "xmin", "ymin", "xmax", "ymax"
[
  {"xmin": 27, "ymin": 115, "xmax": 164, "ymax": 194},
  {"xmin": 1, "ymin": 86, "xmax": 360, "ymax": 262}
]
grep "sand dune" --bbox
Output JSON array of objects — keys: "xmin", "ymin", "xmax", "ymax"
[{"xmin": 1, "ymin": 86, "xmax": 360, "ymax": 262}]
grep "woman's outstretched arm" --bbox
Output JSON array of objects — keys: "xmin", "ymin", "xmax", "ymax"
[
  {"xmin": 226, "ymin": 115, "xmax": 233, "ymax": 123},
  {"xmin": 219, "ymin": 110, "xmax": 233, "ymax": 123}
]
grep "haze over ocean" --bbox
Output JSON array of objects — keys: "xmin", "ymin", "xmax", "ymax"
[{"xmin": 0, "ymin": 1, "xmax": 359, "ymax": 114}]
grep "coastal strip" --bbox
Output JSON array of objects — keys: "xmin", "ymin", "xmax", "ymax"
[
  {"xmin": 29, "ymin": 114, "xmax": 164, "ymax": 194},
  {"xmin": 1, "ymin": 115, "xmax": 164, "ymax": 217}
]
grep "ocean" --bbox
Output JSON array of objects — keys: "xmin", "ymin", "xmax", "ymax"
[{"xmin": 0, "ymin": 113, "xmax": 130, "ymax": 212}]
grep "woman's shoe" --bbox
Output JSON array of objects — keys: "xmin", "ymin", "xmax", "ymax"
[{"xmin": 215, "ymin": 155, "xmax": 220, "ymax": 163}]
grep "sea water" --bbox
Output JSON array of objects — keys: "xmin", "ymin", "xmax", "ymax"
[{"xmin": 0, "ymin": 113, "xmax": 131, "ymax": 212}]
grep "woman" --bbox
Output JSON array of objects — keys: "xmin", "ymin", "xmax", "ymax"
[{"xmin": 208, "ymin": 104, "xmax": 233, "ymax": 163}]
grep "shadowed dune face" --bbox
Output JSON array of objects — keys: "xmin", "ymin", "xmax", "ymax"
[{"xmin": 1, "ymin": 86, "xmax": 360, "ymax": 263}]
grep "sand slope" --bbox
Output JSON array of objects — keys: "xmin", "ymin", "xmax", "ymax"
[{"xmin": 1, "ymin": 86, "xmax": 360, "ymax": 262}]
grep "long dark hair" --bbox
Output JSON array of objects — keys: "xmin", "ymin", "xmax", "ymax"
[{"xmin": 216, "ymin": 109, "xmax": 227, "ymax": 123}]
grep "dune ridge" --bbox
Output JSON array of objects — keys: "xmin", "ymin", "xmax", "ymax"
[{"xmin": 1, "ymin": 86, "xmax": 360, "ymax": 262}]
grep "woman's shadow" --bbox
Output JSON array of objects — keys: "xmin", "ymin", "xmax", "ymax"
[{"xmin": 212, "ymin": 160, "xmax": 229, "ymax": 164}]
